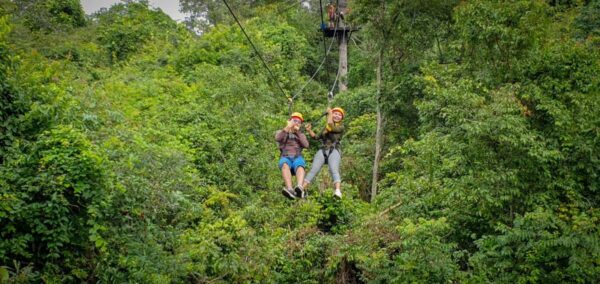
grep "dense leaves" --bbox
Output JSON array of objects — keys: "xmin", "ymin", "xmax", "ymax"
[
  {"xmin": 1, "ymin": 126, "xmax": 109, "ymax": 281},
  {"xmin": 0, "ymin": 0, "xmax": 598, "ymax": 282},
  {"xmin": 13, "ymin": 0, "xmax": 86, "ymax": 32}
]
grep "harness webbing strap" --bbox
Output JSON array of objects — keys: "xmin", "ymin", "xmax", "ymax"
[{"xmin": 322, "ymin": 141, "xmax": 340, "ymax": 165}]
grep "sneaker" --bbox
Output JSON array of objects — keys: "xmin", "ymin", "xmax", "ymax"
[
  {"xmin": 333, "ymin": 188, "xmax": 342, "ymax": 198},
  {"xmin": 282, "ymin": 187, "xmax": 296, "ymax": 200},
  {"xmin": 294, "ymin": 185, "xmax": 306, "ymax": 199}
]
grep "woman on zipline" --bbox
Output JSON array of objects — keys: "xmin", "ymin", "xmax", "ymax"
[
  {"xmin": 302, "ymin": 107, "xmax": 346, "ymax": 198},
  {"xmin": 275, "ymin": 112, "xmax": 309, "ymax": 200}
]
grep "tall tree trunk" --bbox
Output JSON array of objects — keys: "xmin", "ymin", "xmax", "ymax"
[
  {"xmin": 371, "ymin": 48, "xmax": 384, "ymax": 202},
  {"xmin": 338, "ymin": 0, "xmax": 348, "ymax": 92},
  {"xmin": 338, "ymin": 32, "xmax": 348, "ymax": 92}
]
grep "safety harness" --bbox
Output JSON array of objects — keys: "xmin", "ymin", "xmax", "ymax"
[
  {"xmin": 322, "ymin": 141, "xmax": 341, "ymax": 165},
  {"xmin": 319, "ymin": 123, "xmax": 343, "ymax": 164}
]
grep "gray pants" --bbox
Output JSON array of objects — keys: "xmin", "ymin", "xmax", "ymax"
[{"xmin": 305, "ymin": 148, "xmax": 341, "ymax": 184}]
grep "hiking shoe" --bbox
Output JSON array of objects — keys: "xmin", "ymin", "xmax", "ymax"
[
  {"xmin": 333, "ymin": 188, "xmax": 342, "ymax": 198},
  {"xmin": 294, "ymin": 185, "xmax": 306, "ymax": 199},
  {"xmin": 282, "ymin": 187, "xmax": 296, "ymax": 200}
]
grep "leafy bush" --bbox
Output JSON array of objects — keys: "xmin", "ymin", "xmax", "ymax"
[
  {"xmin": 471, "ymin": 209, "xmax": 600, "ymax": 283},
  {"xmin": 0, "ymin": 15, "xmax": 16, "ymax": 159},
  {"xmin": 2, "ymin": 1, "xmax": 598, "ymax": 282},
  {"xmin": 315, "ymin": 192, "xmax": 358, "ymax": 234},
  {"xmin": 0, "ymin": 126, "xmax": 109, "ymax": 281},
  {"xmin": 15, "ymin": 0, "xmax": 86, "ymax": 32},
  {"xmin": 95, "ymin": 2, "xmax": 177, "ymax": 63},
  {"xmin": 574, "ymin": 0, "xmax": 600, "ymax": 41}
]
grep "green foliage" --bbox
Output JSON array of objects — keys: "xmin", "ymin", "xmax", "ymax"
[
  {"xmin": 1, "ymin": 0, "xmax": 599, "ymax": 282},
  {"xmin": 343, "ymin": 110, "xmax": 376, "ymax": 198},
  {"xmin": 0, "ymin": 19, "xmax": 72, "ymax": 160},
  {"xmin": 314, "ymin": 192, "xmax": 358, "ymax": 234},
  {"xmin": 179, "ymin": 0, "xmax": 248, "ymax": 32},
  {"xmin": 574, "ymin": 0, "xmax": 600, "ymax": 42},
  {"xmin": 471, "ymin": 208, "xmax": 600, "ymax": 283},
  {"xmin": 14, "ymin": 0, "xmax": 86, "ymax": 32},
  {"xmin": 95, "ymin": 2, "xmax": 178, "ymax": 63},
  {"xmin": 178, "ymin": 214, "xmax": 264, "ymax": 282},
  {"xmin": 377, "ymin": 217, "xmax": 460, "ymax": 283},
  {"xmin": 386, "ymin": 217, "xmax": 461, "ymax": 283},
  {"xmin": 0, "ymin": 16, "xmax": 14, "ymax": 158},
  {"xmin": 274, "ymin": 229, "xmax": 339, "ymax": 283},
  {"xmin": 173, "ymin": 15, "xmax": 310, "ymax": 94},
  {"xmin": 9, "ymin": 63, "xmax": 65, "ymax": 138},
  {"xmin": 0, "ymin": 266, "xmax": 8, "ymax": 282},
  {"xmin": 369, "ymin": 1, "xmax": 599, "ymax": 282},
  {"xmin": 0, "ymin": 125, "xmax": 109, "ymax": 281},
  {"xmin": 518, "ymin": 42, "xmax": 600, "ymax": 206},
  {"xmin": 454, "ymin": 0, "xmax": 550, "ymax": 76}
]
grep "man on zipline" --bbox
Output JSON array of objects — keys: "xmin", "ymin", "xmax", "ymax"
[
  {"xmin": 327, "ymin": 2, "xmax": 336, "ymax": 29},
  {"xmin": 275, "ymin": 112, "xmax": 309, "ymax": 200},
  {"xmin": 303, "ymin": 107, "xmax": 346, "ymax": 198}
]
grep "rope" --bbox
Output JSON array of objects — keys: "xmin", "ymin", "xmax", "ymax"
[
  {"xmin": 290, "ymin": 26, "xmax": 338, "ymax": 102},
  {"xmin": 310, "ymin": 111, "xmax": 328, "ymax": 125},
  {"xmin": 221, "ymin": 0, "xmax": 289, "ymax": 103},
  {"xmin": 326, "ymin": 3, "xmax": 353, "ymax": 106},
  {"xmin": 325, "ymin": 0, "xmax": 344, "ymax": 105},
  {"xmin": 287, "ymin": 4, "xmax": 340, "ymax": 114},
  {"xmin": 222, "ymin": 0, "xmax": 342, "ymax": 116},
  {"xmin": 328, "ymin": 30, "xmax": 343, "ymax": 99}
]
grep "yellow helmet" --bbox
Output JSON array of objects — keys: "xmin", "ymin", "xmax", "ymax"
[
  {"xmin": 290, "ymin": 112, "xmax": 304, "ymax": 122},
  {"xmin": 332, "ymin": 107, "xmax": 345, "ymax": 118}
]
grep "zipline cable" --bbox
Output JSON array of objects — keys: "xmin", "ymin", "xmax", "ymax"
[
  {"xmin": 221, "ymin": 0, "xmax": 289, "ymax": 105},
  {"xmin": 325, "ymin": 0, "xmax": 343, "ymax": 106},
  {"xmin": 288, "ymin": 0, "xmax": 341, "ymax": 121},
  {"xmin": 303, "ymin": 1, "xmax": 342, "ymax": 116},
  {"xmin": 221, "ymin": 0, "xmax": 342, "ymax": 116},
  {"xmin": 328, "ymin": 27, "xmax": 343, "ymax": 106},
  {"xmin": 290, "ymin": 24, "xmax": 338, "ymax": 102}
]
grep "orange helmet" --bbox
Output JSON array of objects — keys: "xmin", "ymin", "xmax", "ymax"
[
  {"xmin": 332, "ymin": 107, "xmax": 345, "ymax": 118},
  {"xmin": 290, "ymin": 112, "xmax": 304, "ymax": 122}
]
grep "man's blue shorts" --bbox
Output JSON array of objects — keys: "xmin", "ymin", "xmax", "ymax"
[{"xmin": 278, "ymin": 156, "xmax": 306, "ymax": 176}]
